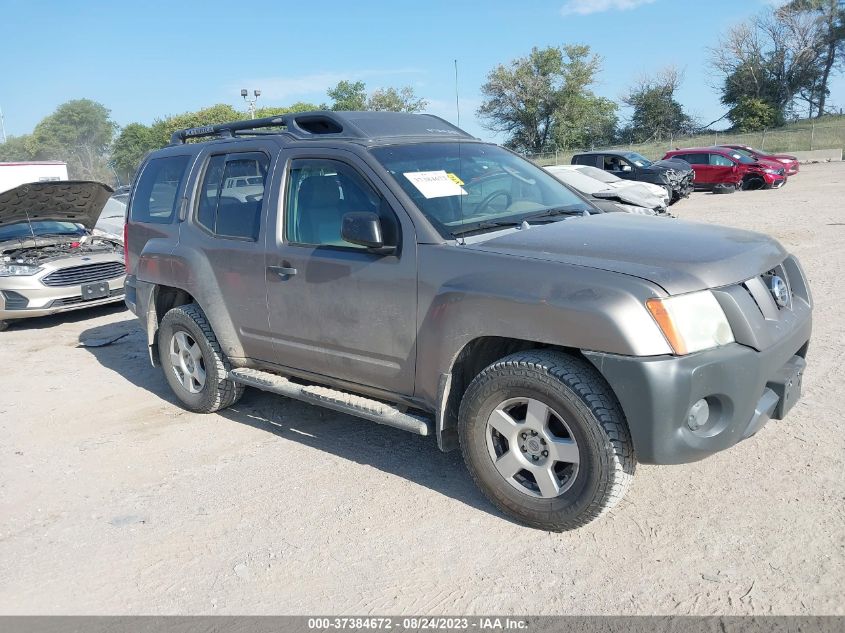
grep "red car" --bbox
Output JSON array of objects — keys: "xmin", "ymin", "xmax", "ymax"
[
  {"xmin": 720, "ymin": 144, "xmax": 799, "ymax": 176},
  {"xmin": 662, "ymin": 146, "xmax": 787, "ymax": 191}
]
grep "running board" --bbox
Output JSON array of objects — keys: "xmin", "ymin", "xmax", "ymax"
[{"xmin": 228, "ymin": 368, "xmax": 432, "ymax": 436}]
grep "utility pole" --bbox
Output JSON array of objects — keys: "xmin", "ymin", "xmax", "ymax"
[
  {"xmin": 241, "ymin": 89, "xmax": 261, "ymax": 119},
  {"xmin": 0, "ymin": 106, "xmax": 7, "ymax": 144}
]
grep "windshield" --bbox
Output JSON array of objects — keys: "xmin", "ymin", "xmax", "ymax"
[
  {"xmin": 624, "ymin": 152, "xmax": 652, "ymax": 167},
  {"xmin": 726, "ymin": 150, "xmax": 757, "ymax": 164},
  {"xmin": 0, "ymin": 220, "xmax": 84, "ymax": 242},
  {"xmin": 370, "ymin": 142, "xmax": 593, "ymax": 237}
]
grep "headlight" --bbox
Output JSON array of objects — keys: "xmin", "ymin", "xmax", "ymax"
[
  {"xmin": 777, "ymin": 158, "xmax": 792, "ymax": 163},
  {"xmin": 763, "ymin": 168, "xmax": 779, "ymax": 175},
  {"xmin": 0, "ymin": 263, "xmax": 41, "ymax": 277},
  {"xmin": 646, "ymin": 291, "xmax": 734, "ymax": 355}
]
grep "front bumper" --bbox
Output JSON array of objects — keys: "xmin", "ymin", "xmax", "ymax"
[
  {"xmin": 0, "ymin": 277, "xmax": 125, "ymax": 321},
  {"xmin": 584, "ymin": 308, "xmax": 811, "ymax": 464}
]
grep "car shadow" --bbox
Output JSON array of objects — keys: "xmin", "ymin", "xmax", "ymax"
[{"xmin": 78, "ymin": 318, "xmax": 510, "ymax": 522}]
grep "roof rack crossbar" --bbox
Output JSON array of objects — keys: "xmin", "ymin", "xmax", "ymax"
[{"xmin": 170, "ymin": 115, "xmax": 290, "ymax": 145}]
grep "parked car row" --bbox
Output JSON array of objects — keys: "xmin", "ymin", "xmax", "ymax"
[{"xmin": 547, "ymin": 144, "xmax": 800, "ymax": 211}]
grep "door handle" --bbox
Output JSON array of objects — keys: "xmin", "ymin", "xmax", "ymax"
[{"xmin": 269, "ymin": 265, "xmax": 297, "ymax": 278}]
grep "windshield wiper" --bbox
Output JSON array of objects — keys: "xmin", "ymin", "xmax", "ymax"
[{"xmin": 524, "ymin": 206, "xmax": 590, "ymax": 220}]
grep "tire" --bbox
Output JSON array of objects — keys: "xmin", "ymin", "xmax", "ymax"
[
  {"xmin": 458, "ymin": 350, "xmax": 635, "ymax": 531},
  {"xmin": 741, "ymin": 175, "xmax": 765, "ymax": 191},
  {"xmin": 0, "ymin": 320, "xmax": 8, "ymax": 332},
  {"xmin": 712, "ymin": 183, "xmax": 736, "ymax": 194},
  {"xmin": 157, "ymin": 303, "xmax": 244, "ymax": 413}
]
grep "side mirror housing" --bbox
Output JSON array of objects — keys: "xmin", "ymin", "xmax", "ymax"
[
  {"xmin": 341, "ymin": 212, "xmax": 395, "ymax": 254},
  {"xmin": 621, "ymin": 164, "xmax": 633, "ymax": 172}
]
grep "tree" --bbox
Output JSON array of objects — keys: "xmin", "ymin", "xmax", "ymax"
[
  {"xmin": 111, "ymin": 123, "xmax": 156, "ymax": 183},
  {"xmin": 728, "ymin": 96, "xmax": 780, "ymax": 131},
  {"xmin": 325, "ymin": 81, "xmax": 427, "ymax": 112},
  {"xmin": 367, "ymin": 86, "xmax": 428, "ymax": 112},
  {"xmin": 327, "ymin": 80, "xmax": 367, "ymax": 111},
  {"xmin": 28, "ymin": 99, "xmax": 117, "ymax": 180},
  {"xmin": 621, "ymin": 67, "xmax": 695, "ymax": 142},
  {"xmin": 786, "ymin": 0, "xmax": 845, "ymax": 117},
  {"xmin": 477, "ymin": 45, "xmax": 616, "ymax": 154},
  {"xmin": 0, "ymin": 135, "xmax": 35, "ymax": 162},
  {"xmin": 710, "ymin": 5, "xmax": 830, "ymax": 125}
]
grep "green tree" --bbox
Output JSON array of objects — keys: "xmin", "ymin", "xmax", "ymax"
[
  {"xmin": 367, "ymin": 86, "xmax": 428, "ymax": 112},
  {"xmin": 477, "ymin": 45, "xmax": 616, "ymax": 154},
  {"xmin": 0, "ymin": 134, "xmax": 35, "ymax": 162},
  {"xmin": 327, "ymin": 80, "xmax": 368, "ymax": 111},
  {"xmin": 252, "ymin": 102, "xmax": 319, "ymax": 118},
  {"xmin": 727, "ymin": 97, "xmax": 780, "ymax": 131},
  {"xmin": 28, "ymin": 99, "xmax": 117, "ymax": 180},
  {"xmin": 621, "ymin": 67, "xmax": 694, "ymax": 143},
  {"xmin": 111, "ymin": 123, "xmax": 157, "ymax": 183}
]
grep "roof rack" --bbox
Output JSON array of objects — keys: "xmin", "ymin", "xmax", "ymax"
[
  {"xmin": 169, "ymin": 110, "xmax": 474, "ymax": 145},
  {"xmin": 169, "ymin": 111, "xmax": 357, "ymax": 145}
]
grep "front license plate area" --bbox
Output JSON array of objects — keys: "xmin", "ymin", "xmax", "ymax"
[
  {"xmin": 81, "ymin": 281, "xmax": 110, "ymax": 301},
  {"xmin": 768, "ymin": 355, "xmax": 806, "ymax": 419}
]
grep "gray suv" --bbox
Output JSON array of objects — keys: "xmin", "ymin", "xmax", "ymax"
[{"xmin": 125, "ymin": 111, "xmax": 812, "ymax": 531}]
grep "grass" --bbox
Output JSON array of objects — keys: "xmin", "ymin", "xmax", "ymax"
[{"xmin": 529, "ymin": 114, "xmax": 845, "ymax": 166}]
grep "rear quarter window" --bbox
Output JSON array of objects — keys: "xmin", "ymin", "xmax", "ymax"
[{"xmin": 130, "ymin": 155, "xmax": 192, "ymax": 223}]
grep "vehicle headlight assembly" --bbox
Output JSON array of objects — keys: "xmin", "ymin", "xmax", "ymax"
[
  {"xmin": 763, "ymin": 168, "xmax": 779, "ymax": 175},
  {"xmin": 0, "ymin": 263, "xmax": 42, "ymax": 277},
  {"xmin": 646, "ymin": 291, "xmax": 734, "ymax": 355}
]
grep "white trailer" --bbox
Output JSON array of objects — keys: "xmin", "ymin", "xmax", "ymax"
[{"xmin": 0, "ymin": 161, "xmax": 68, "ymax": 194}]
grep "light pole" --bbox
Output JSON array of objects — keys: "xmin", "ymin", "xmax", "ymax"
[
  {"xmin": 241, "ymin": 88, "xmax": 261, "ymax": 119},
  {"xmin": 0, "ymin": 105, "xmax": 7, "ymax": 144}
]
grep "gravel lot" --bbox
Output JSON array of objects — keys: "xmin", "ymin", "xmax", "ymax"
[{"xmin": 1, "ymin": 163, "xmax": 843, "ymax": 615}]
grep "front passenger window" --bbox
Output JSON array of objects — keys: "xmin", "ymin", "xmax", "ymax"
[{"xmin": 285, "ymin": 159, "xmax": 397, "ymax": 248}]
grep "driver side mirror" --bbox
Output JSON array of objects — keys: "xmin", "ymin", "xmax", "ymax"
[
  {"xmin": 621, "ymin": 164, "xmax": 633, "ymax": 172},
  {"xmin": 341, "ymin": 212, "xmax": 395, "ymax": 254}
]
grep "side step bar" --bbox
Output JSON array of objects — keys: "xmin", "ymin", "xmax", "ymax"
[{"xmin": 228, "ymin": 368, "xmax": 432, "ymax": 436}]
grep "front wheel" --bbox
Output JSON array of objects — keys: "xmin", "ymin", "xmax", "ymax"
[
  {"xmin": 158, "ymin": 303, "xmax": 244, "ymax": 413},
  {"xmin": 458, "ymin": 350, "xmax": 635, "ymax": 531}
]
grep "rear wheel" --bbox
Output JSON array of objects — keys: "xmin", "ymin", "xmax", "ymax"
[
  {"xmin": 458, "ymin": 350, "xmax": 635, "ymax": 531},
  {"xmin": 158, "ymin": 303, "xmax": 244, "ymax": 413},
  {"xmin": 0, "ymin": 320, "xmax": 8, "ymax": 332}
]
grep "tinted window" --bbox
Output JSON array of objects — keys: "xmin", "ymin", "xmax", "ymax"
[
  {"xmin": 710, "ymin": 153, "xmax": 734, "ymax": 167},
  {"xmin": 679, "ymin": 153, "xmax": 708, "ymax": 165},
  {"xmin": 285, "ymin": 159, "xmax": 395, "ymax": 248},
  {"xmin": 603, "ymin": 155, "xmax": 631, "ymax": 172},
  {"xmin": 195, "ymin": 152, "xmax": 268, "ymax": 240},
  {"xmin": 131, "ymin": 155, "xmax": 191, "ymax": 223}
]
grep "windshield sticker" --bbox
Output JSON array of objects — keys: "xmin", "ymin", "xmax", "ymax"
[
  {"xmin": 404, "ymin": 171, "xmax": 467, "ymax": 199},
  {"xmin": 446, "ymin": 172, "xmax": 465, "ymax": 186}
]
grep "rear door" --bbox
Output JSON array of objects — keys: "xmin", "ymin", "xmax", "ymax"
[
  {"xmin": 264, "ymin": 149, "xmax": 419, "ymax": 395},
  {"xmin": 676, "ymin": 152, "xmax": 709, "ymax": 185}
]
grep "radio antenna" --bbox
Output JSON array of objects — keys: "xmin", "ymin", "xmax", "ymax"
[{"xmin": 454, "ymin": 59, "xmax": 460, "ymax": 127}]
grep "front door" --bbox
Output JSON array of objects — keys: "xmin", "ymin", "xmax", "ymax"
[{"xmin": 265, "ymin": 151, "xmax": 418, "ymax": 395}]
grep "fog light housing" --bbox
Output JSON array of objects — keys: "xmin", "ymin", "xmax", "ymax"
[{"xmin": 687, "ymin": 399, "xmax": 710, "ymax": 431}]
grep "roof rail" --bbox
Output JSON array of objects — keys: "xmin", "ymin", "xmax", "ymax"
[{"xmin": 169, "ymin": 115, "xmax": 289, "ymax": 145}]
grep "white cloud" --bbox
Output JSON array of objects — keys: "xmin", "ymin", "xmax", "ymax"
[
  {"xmin": 560, "ymin": 0, "xmax": 656, "ymax": 16},
  {"xmin": 230, "ymin": 68, "xmax": 425, "ymax": 101}
]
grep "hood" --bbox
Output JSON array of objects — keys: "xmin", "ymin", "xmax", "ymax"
[
  {"xmin": 465, "ymin": 213, "xmax": 785, "ymax": 295},
  {"xmin": 0, "ymin": 181, "xmax": 114, "ymax": 230},
  {"xmin": 769, "ymin": 153, "xmax": 797, "ymax": 162},
  {"xmin": 593, "ymin": 182, "xmax": 666, "ymax": 210},
  {"xmin": 645, "ymin": 158, "xmax": 693, "ymax": 175}
]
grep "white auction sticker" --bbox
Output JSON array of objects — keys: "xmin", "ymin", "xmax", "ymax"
[{"xmin": 403, "ymin": 170, "xmax": 467, "ymax": 199}]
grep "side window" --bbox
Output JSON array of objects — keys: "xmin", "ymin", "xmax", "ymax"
[
  {"xmin": 195, "ymin": 152, "xmax": 269, "ymax": 240},
  {"xmin": 603, "ymin": 155, "xmax": 630, "ymax": 172},
  {"xmin": 710, "ymin": 153, "xmax": 734, "ymax": 167},
  {"xmin": 130, "ymin": 155, "xmax": 191, "ymax": 223},
  {"xmin": 682, "ymin": 153, "xmax": 708, "ymax": 165},
  {"xmin": 285, "ymin": 159, "xmax": 397, "ymax": 249}
]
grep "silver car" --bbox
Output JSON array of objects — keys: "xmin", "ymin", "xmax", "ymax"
[{"xmin": 0, "ymin": 181, "xmax": 125, "ymax": 331}]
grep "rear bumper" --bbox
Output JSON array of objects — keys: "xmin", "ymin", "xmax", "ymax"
[{"xmin": 584, "ymin": 309, "xmax": 812, "ymax": 464}]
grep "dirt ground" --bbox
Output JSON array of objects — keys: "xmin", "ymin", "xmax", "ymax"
[{"xmin": 1, "ymin": 163, "xmax": 843, "ymax": 615}]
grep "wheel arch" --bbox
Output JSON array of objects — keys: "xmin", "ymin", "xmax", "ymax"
[
  {"xmin": 144, "ymin": 283, "xmax": 196, "ymax": 366},
  {"xmin": 436, "ymin": 336, "xmax": 587, "ymax": 452}
]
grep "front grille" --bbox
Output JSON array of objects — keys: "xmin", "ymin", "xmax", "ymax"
[
  {"xmin": 49, "ymin": 287, "xmax": 124, "ymax": 308},
  {"xmin": 42, "ymin": 262, "xmax": 125, "ymax": 287},
  {"xmin": 1, "ymin": 290, "xmax": 29, "ymax": 310}
]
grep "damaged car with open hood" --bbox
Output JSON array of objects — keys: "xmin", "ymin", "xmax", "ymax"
[
  {"xmin": 570, "ymin": 150, "xmax": 694, "ymax": 204},
  {"xmin": 0, "ymin": 181, "xmax": 126, "ymax": 331}
]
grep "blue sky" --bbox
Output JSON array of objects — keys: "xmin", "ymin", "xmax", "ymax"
[{"xmin": 1, "ymin": 0, "xmax": 842, "ymax": 143}]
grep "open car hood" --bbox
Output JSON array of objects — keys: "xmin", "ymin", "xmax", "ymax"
[{"xmin": 0, "ymin": 181, "xmax": 114, "ymax": 230}]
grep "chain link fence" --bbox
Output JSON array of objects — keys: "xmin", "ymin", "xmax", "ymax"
[{"xmin": 525, "ymin": 119, "xmax": 845, "ymax": 166}]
